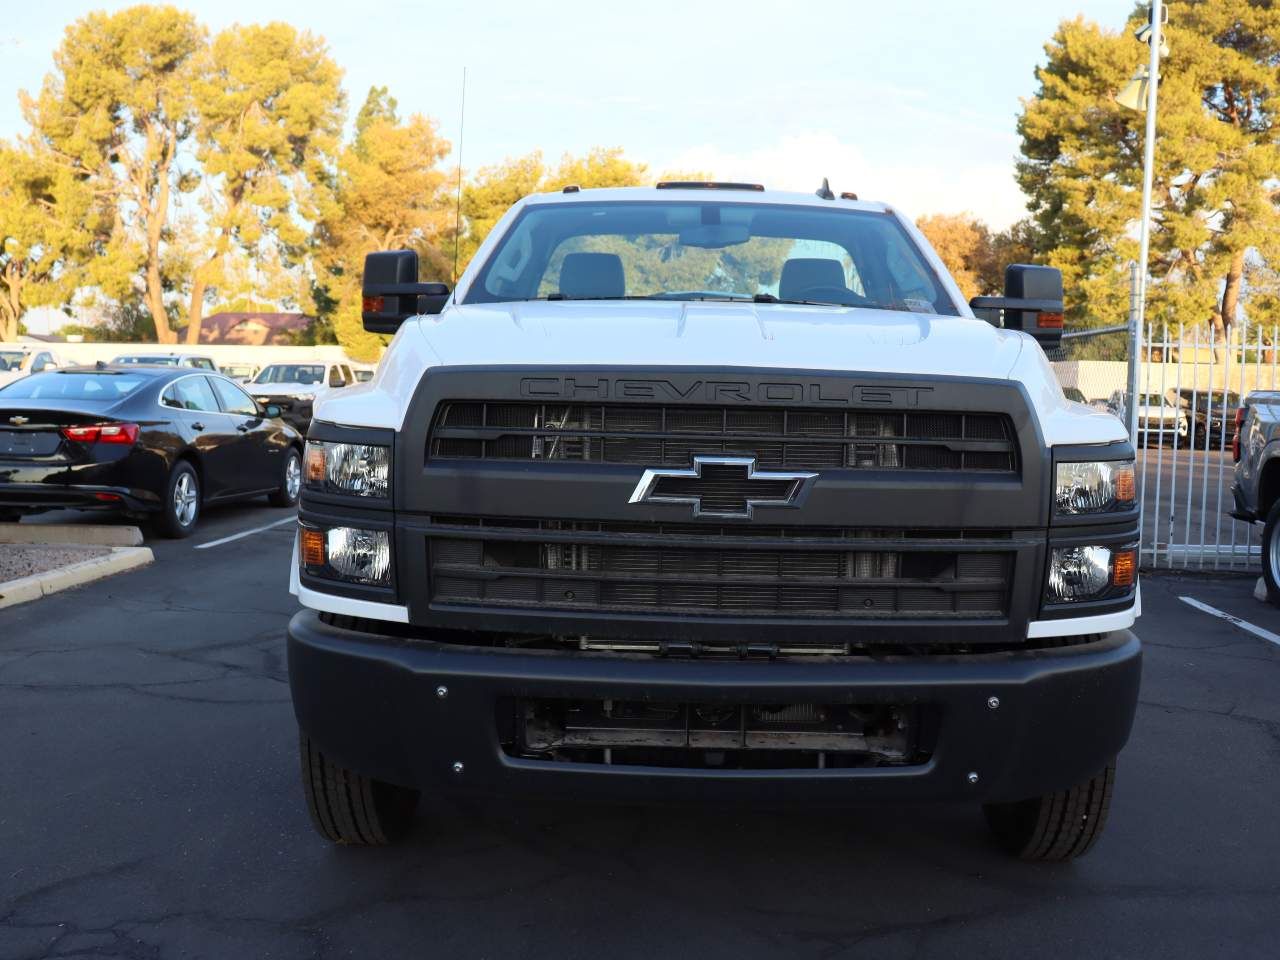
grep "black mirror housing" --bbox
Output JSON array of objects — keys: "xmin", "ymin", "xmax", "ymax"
[
  {"xmin": 362, "ymin": 250, "xmax": 451, "ymax": 333},
  {"xmin": 969, "ymin": 264, "xmax": 1064, "ymax": 350}
]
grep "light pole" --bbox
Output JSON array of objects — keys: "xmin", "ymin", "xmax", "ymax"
[{"xmin": 1118, "ymin": 0, "xmax": 1165, "ymax": 445}]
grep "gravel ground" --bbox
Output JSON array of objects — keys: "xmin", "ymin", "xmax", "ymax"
[{"xmin": 0, "ymin": 543, "xmax": 111, "ymax": 582}]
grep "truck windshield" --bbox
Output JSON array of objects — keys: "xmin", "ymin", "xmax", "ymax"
[
  {"xmin": 254, "ymin": 365, "xmax": 324, "ymax": 385},
  {"xmin": 114, "ymin": 356, "xmax": 178, "ymax": 365},
  {"xmin": 465, "ymin": 200, "xmax": 960, "ymax": 315}
]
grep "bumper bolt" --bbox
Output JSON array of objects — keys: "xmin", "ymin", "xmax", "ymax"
[
  {"xmin": 436, "ymin": 685, "xmax": 448, "ymax": 699},
  {"xmin": 452, "ymin": 761, "xmax": 464, "ymax": 775},
  {"xmin": 987, "ymin": 696, "xmax": 1000, "ymax": 710},
  {"xmin": 967, "ymin": 771, "xmax": 980, "ymax": 785}
]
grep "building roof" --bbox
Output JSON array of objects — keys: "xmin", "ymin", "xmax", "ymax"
[{"xmin": 200, "ymin": 312, "xmax": 311, "ymax": 345}]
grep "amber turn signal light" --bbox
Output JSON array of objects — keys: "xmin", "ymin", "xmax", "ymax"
[
  {"xmin": 1112, "ymin": 549, "xmax": 1136, "ymax": 587},
  {"xmin": 1115, "ymin": 465, "xmax": 1136, "ymax": 504},
  {"xmin": 362, "ymin": 295, "xmax": 385, "ymax": 314},
  {"xmin": 1037, "ymin": 311, "xmax": 1064, "ymax": 329},
  {"xmin": 305, "ymin": 443, "xmax": 325, "ymax": 484},
  {"xmin": 300, "ymin": 527, "xmax": 326, "ymax": 566}
]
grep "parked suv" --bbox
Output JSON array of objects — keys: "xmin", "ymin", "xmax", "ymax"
[
  {"xmin": 1229, "ymin": 391, "xmax": 1280, "ymax": 601},
  {"xmin": 1170, "ymin": 388, "xmax": 1240, "ymax": 447},
  {"xmin": 287, "ymin": 183, "xmax": 1140, "ymax": 860}
]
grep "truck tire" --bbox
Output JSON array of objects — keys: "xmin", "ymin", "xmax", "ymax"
[
  {"xmin": 300, "ymin": 733, "xmax": 418, "ymax": 845},
  {"xmin": 982, "ymin": 762, "xmax": 1115, "ymax": 861},
  {"xmin": 1261, "ymin": 500, "xmax": 1280, "ymax": 607}
]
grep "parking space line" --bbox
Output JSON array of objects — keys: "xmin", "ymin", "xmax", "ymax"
[
  {"xmin": 1178, "ymin": 595, "xmax": 1280, "ymax": 649},
  {"xmin": 194, "ymin": 516, "xmax": 296, "ymax": 550}
]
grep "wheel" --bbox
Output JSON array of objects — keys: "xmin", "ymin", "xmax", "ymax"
[
  {"xmin": 300, "ymin": 732, "xmax": 418, "ymax": 845},
  {"xmin": 983, "ymin": 762, "xmax": 1115, "ymax": 861},
  {"xmin": 1175, "ymin": 416, "xmax": 1190, "ymax": 444},
  {"xmin": 268, "ymin": 447, "xmax": 302, "ymax": 507},
  {"xmin": 1260, "ymin": 500, "xmax": 1280, "ymax": 607},
  {"xmin": 157, "ymin": 460, "xmax": 201, "ymax": 538}
]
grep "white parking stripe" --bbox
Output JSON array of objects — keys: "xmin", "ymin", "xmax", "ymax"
[
  {"xmin": 194, "ymin": 516, "xmax": 296, "ymax": 550},
  {"xmin": 1178, "ymin": 596, "xmax": 1280, "ymax": 649}
]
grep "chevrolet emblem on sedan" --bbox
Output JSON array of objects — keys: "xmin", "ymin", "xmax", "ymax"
[
  {"xmin": 628, "ymin": 456, "xmax": 817, "ymax": 519},
  {"xmin": 8, "ymin": 416, "xmax": 29, "ymax": 426}
]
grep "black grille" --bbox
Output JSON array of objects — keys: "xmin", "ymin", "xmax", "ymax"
[
  {"xmin": 429, "ymin": 402, "xmax": 1017, "ymax": 472},
  {"xmin": 427, "ymin": 521, "xmax": 1012, "ymax": 620}
]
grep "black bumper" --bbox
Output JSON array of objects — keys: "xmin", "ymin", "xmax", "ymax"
[
  {"xmin": 1230, "ymin": 482, "xmax": 1256, "ymax": 523},
  {"xmin": 0, "ymin": 481, "xmax": 156, "ymax": 513},
  {"xmin": 287, "ymin": 610, "xmax": 1141, "ymax": 805}
]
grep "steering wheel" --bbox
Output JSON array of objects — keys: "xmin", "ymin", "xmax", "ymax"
[{"xmin": 792, "ymin": 285, "xmax": 874, "ymax": 307}]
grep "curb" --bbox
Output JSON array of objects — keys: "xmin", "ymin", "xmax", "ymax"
[
  {"xmin": 0, "ymin": 524, "xmax": 144, "ymax": 547},
  {"xmin": 0, "ymin": 546, "xmax": 154, "ymax": 610}
]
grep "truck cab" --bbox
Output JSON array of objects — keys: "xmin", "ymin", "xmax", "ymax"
[{"xmin": 287, "ymin": 183, "xmax": 1140, "ymax": 860}]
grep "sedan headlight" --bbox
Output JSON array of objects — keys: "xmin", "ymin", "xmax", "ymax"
[
  {"xmin": 300, "ymin": 524, "xmax": 392, "ymax": 586},
  {"xmin": 1046, "ymin": 544, "xmax": 1136, "ymax": 603},
  {"xmin": 1054, "ymin": 460, "xmax": 1135, "ymax": 516},
  {"xmin": 305, "ymin": 440, "xmax": 390, "ymax": 498}
]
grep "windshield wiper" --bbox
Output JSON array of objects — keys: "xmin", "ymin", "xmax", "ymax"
[
  {"xmin": 754, "ymin": 293, "xmax": 852, "ymax": 307},
  {"xmin": 537, "ymin": 294, "xmax": 657, "ymax": 301}
]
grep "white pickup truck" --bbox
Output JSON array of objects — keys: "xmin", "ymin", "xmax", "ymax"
[{"xmin": 286, "ymin": 182, "xmax": 1141, "ymax": 860}]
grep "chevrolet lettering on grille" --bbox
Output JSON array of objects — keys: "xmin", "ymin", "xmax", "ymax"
[{"xmin": 628, "ymin": 456, "xmax": 817, "ymax": 520}]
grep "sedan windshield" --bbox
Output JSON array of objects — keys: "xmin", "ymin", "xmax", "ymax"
[
  {"xmin": 0, "ymin": 371, "xmax": 149, "ymax": 401},
  {"xmin": 466, "ymin": 199, "xmax": 959, "ymax": 315},
  {"xmin": 254, "ymin": 365, "xmax": 324, "ymax": 385}
]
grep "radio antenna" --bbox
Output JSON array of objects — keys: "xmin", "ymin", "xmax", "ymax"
[{"xmin": 452, "ymin": 66, "xmax": 467, "ymax": 285}]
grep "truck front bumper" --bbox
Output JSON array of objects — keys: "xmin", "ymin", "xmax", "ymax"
[{"xmin": 287, "ymin": 610, "xmax": 1141, "ymax": 805}]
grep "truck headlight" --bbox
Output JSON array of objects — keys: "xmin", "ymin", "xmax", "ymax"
[
  {"xmin": 1045, "ymin": 544, "xmax": 1136, "ymax": 603},
  {"xmin": 300, "ymin": 524, "xmax": 392, "ymax": 586},
  {"xmin": 305, "ymin": 440, "xmax": 390, "ymax": 498},
  {"xmin": 1054, "ymin": 460, "xmax": 1135, "ymax": 516}
]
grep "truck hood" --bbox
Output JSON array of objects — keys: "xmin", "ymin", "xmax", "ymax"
[
  {"xmin": 249, "ymin": 383, "xmax": 323, "ymax": 398},
  {"xmin": 414, "ymin": 301, "xmax": 1025, "ymax": 380},
  {"xmin": 315, "ymin": 300, "xmax": 1129, "ymax": 447}
]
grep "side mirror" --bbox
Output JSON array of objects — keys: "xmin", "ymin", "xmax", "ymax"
[
  {"xmin": 969, "ymin": 264, "xmax": 1064, "ymax": 350},
  {"xmin": 362, "ymin": 250, "xmax": 451, "ymax": 333},
  {"xmin": 264, "ymin": 404, "xmax": 282, "ymax": 419}
]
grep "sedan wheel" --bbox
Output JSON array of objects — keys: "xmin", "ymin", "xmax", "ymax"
[
  {"xmin": 158, "ymin": 462, "xmax": 201, "ymax": 539},
  {"xmin": 269, "ymin": 448, "xmax": 303, "ymax": 507}
]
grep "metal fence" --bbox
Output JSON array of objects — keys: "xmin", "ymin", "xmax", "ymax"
[{"xmin": 1052, "ymin": 321, "xmax": 1279, "ymax": 572}]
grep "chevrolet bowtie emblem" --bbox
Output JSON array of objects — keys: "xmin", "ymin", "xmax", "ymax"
[
  {"xmin": 8, "ymin": 416, "xmax": 29, "ymax": 426},
  {"xmin": 628, "ymin": 456, "xmax": 817, "ymax": 520}
]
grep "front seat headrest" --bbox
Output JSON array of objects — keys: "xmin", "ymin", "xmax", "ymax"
[
  {"xmin": 779, "ymin": 258, "xmax": 847, "ymax": 301},
  {"xmin": 559, "ymin": 253, "xmax": 625, "ymax": 299}
]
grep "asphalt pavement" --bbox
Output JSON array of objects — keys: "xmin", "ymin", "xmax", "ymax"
[{"xmin": 2, "ymin": 505, "xmax": 1279, "ymax": 959}]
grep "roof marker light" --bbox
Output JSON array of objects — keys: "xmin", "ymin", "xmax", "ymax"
[{"xmin": 655, "ymin": 181, "xmax": 765, "ymax": 191}]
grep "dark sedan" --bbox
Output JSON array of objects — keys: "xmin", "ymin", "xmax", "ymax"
[{"xmin": 0, "ymin": 365, "xmax": 303, "ymax": 537}]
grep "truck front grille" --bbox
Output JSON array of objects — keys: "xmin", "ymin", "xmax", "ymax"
[
  {"xmin": 429, "ymin": 401, "xmax": 1017, "ymax": 473},
  {"xmin": 427, "ymin": 518, "xmax": 1012, "ymax": 620}
]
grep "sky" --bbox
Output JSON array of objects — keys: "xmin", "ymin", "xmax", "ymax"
[{"xmin": 1, "ymin": 1, "xmax": 1134, "ymax": 232}]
